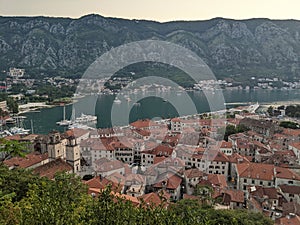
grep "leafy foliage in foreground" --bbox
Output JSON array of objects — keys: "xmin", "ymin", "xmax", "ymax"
[{"xmin": 0, "ymin": 164, "xmax": 272, "ymax": 225}]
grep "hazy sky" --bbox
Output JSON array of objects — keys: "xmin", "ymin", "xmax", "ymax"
[{"xmin": 1, "ymin": 0, "xmax": 300, "ymax": 22}]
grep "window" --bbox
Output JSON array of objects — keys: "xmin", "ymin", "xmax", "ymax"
[
  {"xmin": 252, "ymin": 180, "xmax": 255, "ymax": 184},
  {"xmin": 260, "ymin": 181, "xmax": 263, "ymax": 185},
  {"xmin": 244, "ymin": 179, "xmax": 247, "ymax": 183}
]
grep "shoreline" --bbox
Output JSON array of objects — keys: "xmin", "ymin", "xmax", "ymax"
[
  {"xmin": 259, "ymin": 100, "xmax": 300, "ymax": 108},
  {"xmin": 18, "ymin": 102, "xmax": 54, "ymax": 114}
]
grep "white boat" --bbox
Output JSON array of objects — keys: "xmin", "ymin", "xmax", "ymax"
[
  {"xmin": 5, "ymin": 118, "xmax": 16, "ymax": 124},
  {"xmin": 56, "ymin": 105, "xmax": 73, "ymax": 126},
  {"xmin": 9, "ymin": 127, "xmax": 30, "ymax": 135},
  {"xmin": 56, "ymin": 120, "xmax": 72, "ymax": 126},
  {"xmin": 74, "ymin": 113, "xmax": 97, "ymax": 123},
  {"xmin": 113, "ymin": 98, "xmax": 121, "ymax": 104}
]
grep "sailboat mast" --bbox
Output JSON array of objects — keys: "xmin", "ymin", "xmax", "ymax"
[
  {"xmin": 31, "ymin": 119, "xmax": 33, "ymax": 134},
  {"xmin": 63, "ymin": 105, "xmax": 66, "ymax": 121}
]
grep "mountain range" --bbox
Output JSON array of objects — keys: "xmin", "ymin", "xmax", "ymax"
[{"xmin": 1, "ymin": 14, "xmax": 300, "ymax": 81}]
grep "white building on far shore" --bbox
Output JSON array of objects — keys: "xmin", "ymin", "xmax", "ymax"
[{"xmin": 8, "ymin": 67, "xmax": 25, "ymax": 78}]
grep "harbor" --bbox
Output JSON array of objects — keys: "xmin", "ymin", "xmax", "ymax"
[{"xmin": 15, "ymin": 89, "xmax": 300, "ymax": 134}]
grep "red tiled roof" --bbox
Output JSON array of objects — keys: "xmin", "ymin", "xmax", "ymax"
[
  {"xmin": 33, "ymin": 158, "xmax": 73, "ymax": 179},
  {"xmin": 171, "ymin": 117, "xmax": 180, "ymax": 122},
  {"xmin": 153, "ymin": 173, "xmax": 182, "ymax": 190},
  {"xmin": 207, "ymin": 174, "xmax": 228, "ymax": 189},
  {"xmin": 65, "ymin": 128, "xmax": 89, "ymax": 138},
  {"xmin": 278, "ymin": 215, "xmax": 300, "ymax": 225},
  {"xmin": 199, "ymin": 119, "xmax": 212, "ymax": 126},
  {"xmin": 276, "ymin": 167, "xmax": 300, "ymax": 181},
  {"xmin": 250, "ymin": 186, "xmax": 279, "ymax": 199},
  {"xmin": 223, "ymin": 189, "xmax": 244, "ymax": 203},
  {"xmin": 4, "ymin": 135, "xmax": 22, "ymax": 141},
  {"xmin": 184, "ymin": 168, "xmax": 204, "ymax": 179},
  {"xmin": 282, "ymin": 202, "xmax": 300, "ymax": 217},
  {"xmin": 101, "ymin": 172, "xmax": 125, "ymax": 192},
  {"xmin": 130, "ymin": 119, "xmax": 153, "ymax": 129},
  {"xmin": 80, "ymin": 138, "xmax": 114, "ymax": 151},
  {"xmin": 236, "ymin": 139, "xmax": 251, "ymax": 149},
  {"xmin": 138, "ymin": 192, "xmax": 170, "ymax": 207},
  {"xmin": 220, "ymin": 141, "xmax": 232, "ymax": 149},
  {"xmin": 83, "ymin": 176, "xmax": 105, "ymax": 189},
  {"xmin": 94, "ymin": 159, "xmax": 124, "ymax": 173},
  {"xmin": 236, "ymin": 162, "xmax": 300, "ymax": 181},
  {"xmin": 4, "ymin": 151, "xmax": 48, "ymax": 169},
  {"xmin": 279, "ymin": 184, "xmax": 300, "ymax": 195},
  {"xmin": 212, "ymin": 151, "xmax": 230, "ymax": 162},
  {"xmin": 112, "ymin": 192, "xmax": 140, "ymax": 206},
  {"xmin": 236, "ymin": 163, "xmax": 274, "ymax": 181},
  {"xmin": 147, "ymin": 145, "xmax": 173, "ymax": 156},
  {"xmin": 153, "ymin": 156, "xmax": 166, "ymax": 164},
  {"xmin": 133, "ymin": 128, "xmax": 151, "ymax": 137},
  {"xmin": 228, "ymin": 153, "xmax": 250, "ymax": 163},
  {"xmin": 183, "ymin": 194, "xmax": 199, "ymax": 200},
  {"xmin": 290, "ymin": 142, "xmax": 300, "ymax": 150},
  {"xmin": 283, "ymin": 128, "xmax": 300, "ymax": 137},
  {"xmin": 125, "ymin": 174, "xmax": 145, "ymax": 185}
]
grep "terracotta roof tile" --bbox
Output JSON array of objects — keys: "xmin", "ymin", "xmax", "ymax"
[
  {"xmin": 153, "ymin": 173, "xmax": 182, "ymax": 190},
  {"xmin": 130, "ymin": 119, "xmax": 155, "ymax": 129},
  {"xmin": 250, "ymin": 186, "xmax": 279, "ymax": 199},
  {"xmin": 184, "ymin": 168, "xmax": 204, "ymax": 179},
  {"xmin": 223, "ymin": 189, "xmax": 244, "ymax": 203},
  {"xmin": 94, "ymin": 159, "xmax": 124, "ymax": 173},
  {"xmin": 33, "ymin": 158, "xmax": 73, "ymax": 179},
  {"xmin": 220, "ymin": 141, "xmax": 232, "ymax": 149},
  {"xmin": 278, "ymin": 215, "xmax": 300, "ymax": 225},
  {"xmin": 207, "ymin": 174, "xmax": 228, "ymax": 189},
  {"xmin": 4, "ymin": 151, "xmax": 48, "ymax": 169},
  {"xmin": 138, "ymin": 192, "xmax": 170, "ymax": 207},
  {"xmin": 83, "ymin": 176, "xmax": 105, "ymax": 189},
  {"xmin": 279, "ymin": 184, "xmax": 300, "ymax": 195},
  {"xmin": 112, "ymin": 192, "xmax": 140, "ymax": 206},
  {"xmin": 283, "ymin": 128, "xmax": 300, "ymax": 137},
  {"xmin": 236, "ymin": 162, "xmax": 300, "ymax": 181}
]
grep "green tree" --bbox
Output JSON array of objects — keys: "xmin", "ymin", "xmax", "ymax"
[
  {"xmin": 193, "ymin": 184, "xmax": 214, "ymax": 206},
  {"xmin": 6, "ymin": 97, "xmax": 18, "ymax": 113},
  {"xmin": 19, "ymin": 173, "xmax": 88, "ymax": 225},
  {"xmin": 0, "ymin": 138, "xmax": 26, "ymax": 161},
  {"xmin": 267, "ymin": 106, "xmax": 273, "ymax": 116},
  {"xmin": 279, "ymin": 121, "xmax": 300, "ymax": 129},
  {"xmin": 0, "ymin": 191, "xmax": 21, "ymax": 225}
]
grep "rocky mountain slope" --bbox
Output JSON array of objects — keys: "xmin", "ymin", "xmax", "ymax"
[{"xmin": 1, "ymin": 14, "xmax": 300, "ymax": 80}]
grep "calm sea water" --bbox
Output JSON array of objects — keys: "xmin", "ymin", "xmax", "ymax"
[{"xmin": 23, "ymin": 89, "xmax": 300, "ymax": 134}]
